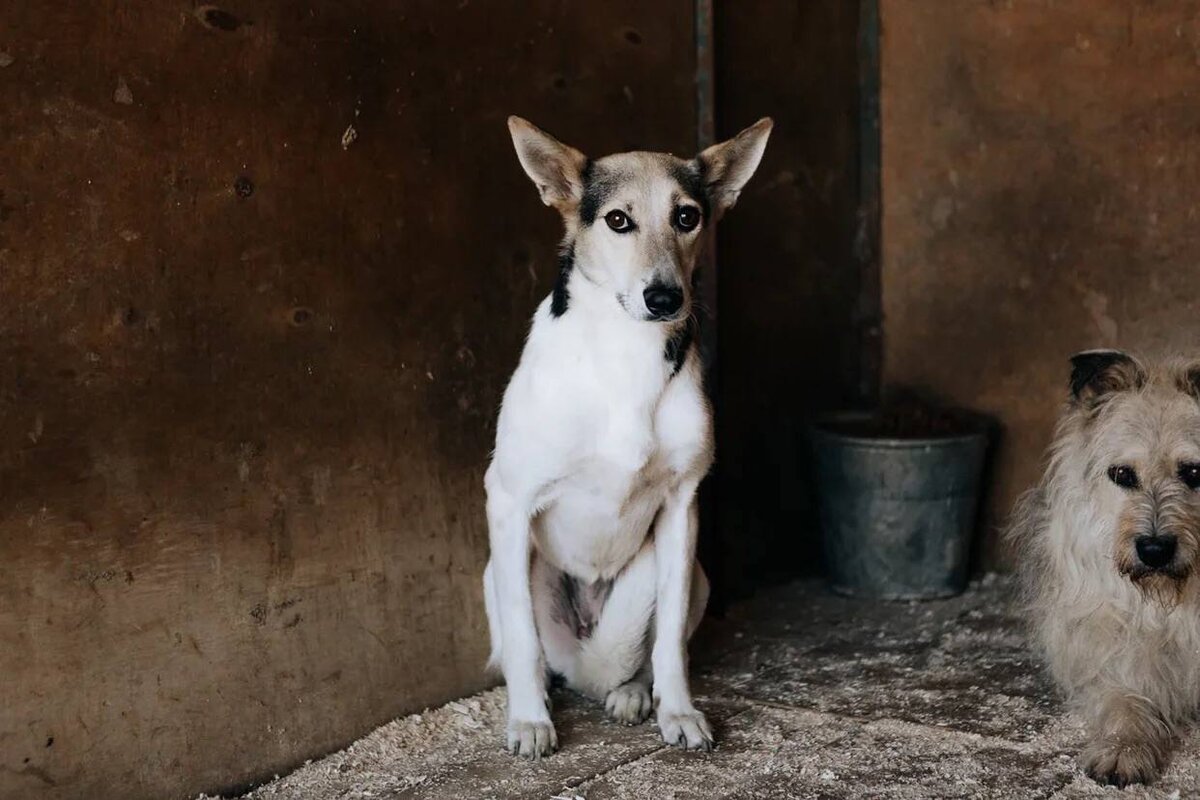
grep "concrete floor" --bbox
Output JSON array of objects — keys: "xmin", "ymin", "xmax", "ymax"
[{"xmin": 212, "ymin": 577, "xmax": 1200, "ymax": 799}]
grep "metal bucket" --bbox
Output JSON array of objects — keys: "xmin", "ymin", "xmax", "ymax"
[{"xmin": 810, "ymin": 413, "xmax": 989, "ymax": 600}]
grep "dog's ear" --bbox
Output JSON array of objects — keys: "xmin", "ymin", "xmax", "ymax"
[
  {"xmin": 508, "ymin": 116, "xmax": 588, "ymax": 212},
  {"xmin": 1176, "ymin": 360, "xmax": 1200, "ymax": 399},
  {"xmin": 697, "ymin": 117, "xmax": 773, "ymax": 217},
  {"xmin": 1069, "ymin": 349, "xmax": 1146, "ymax": 404}
]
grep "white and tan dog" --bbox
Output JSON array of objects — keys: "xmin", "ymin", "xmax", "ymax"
[
  {"xmin": 482, "ymin": 116, "xmax": 771, "ymax": 757},
  {"xmin": 1009, "ymin": 350, "xmax": 1200, "ymax": 786}
]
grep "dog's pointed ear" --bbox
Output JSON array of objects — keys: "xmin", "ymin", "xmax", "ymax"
[
  {"xmin": 1069, "ymin": 349, "xmax": 1146, "ymax": 404},
  {"xmin": 696, "ymin": 117, "xmax": 773, "ymax": 217},
  {"xmin": 508, "ymin": 116, "xmax": 588, "ymax": 212}
]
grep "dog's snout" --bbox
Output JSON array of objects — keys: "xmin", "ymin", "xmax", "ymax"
[
  {"xmin": 643, "ymin": 284, "xmax": 683, "ymax": 319},
  {"xmin": 1135, "ymin": 534, "xmax": 1177, "ymax": 570}
]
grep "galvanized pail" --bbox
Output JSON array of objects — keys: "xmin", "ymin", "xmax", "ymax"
[{"xmin": 810, "ymin": 413, "xmax": 988, "ymax": 600}]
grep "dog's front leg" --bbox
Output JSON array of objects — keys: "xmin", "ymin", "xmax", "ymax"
[
  {"xmin": 651, "ymin": 479, "xmax": 712, "ymax": 751},
  {"xmin": 487, "ymin": 486, "xmax": 557, "ymax": 758},
  {"xmin": 1080, "ymin": 690, "xmax": 1174, "ymax": 787}
]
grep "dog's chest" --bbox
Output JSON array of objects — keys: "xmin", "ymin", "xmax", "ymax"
[
  {"xmin": 533, "ymin": 376, "xmax": 702, "ymax": 581},
  {"xmin": 535, "ymin": 423, "xmax": 677, "ymax": 582},
  {"xmin": 499, "ymin": 304, "xmax": 711, "ymax": 581}
]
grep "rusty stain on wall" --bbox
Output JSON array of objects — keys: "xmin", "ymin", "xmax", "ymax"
[
  {"xmin": 0, "ymin": 2, "xmax": 697, "ymax": 798},
  {"xmin": 880, "ymin": 0, "xmax": 1200, "ymax": 567}
]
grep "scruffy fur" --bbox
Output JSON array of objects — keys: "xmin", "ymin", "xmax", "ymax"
[
  {"xmin": 484, "ymin": 116, "xmax": 771, "ymax": 758},
  {"xmin": 1008, "ymin": 350, "xmax": 1200, "ymax": 786}
]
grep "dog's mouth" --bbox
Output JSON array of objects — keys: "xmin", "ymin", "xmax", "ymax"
[
  {"xmin": 1114, "ymin": 526, "xmax": 1196, "ymax": 595},
  {"xmin": 1119, "ymin": 558, "xmax": 1192, "ymax": 604},
  {"xmin": 1122, "ymin": 562, "xmax": 1191, "ymax": 582},
  {"xmin": 646, "ymin": 310, "xmax": 687, "ymax": 323}
]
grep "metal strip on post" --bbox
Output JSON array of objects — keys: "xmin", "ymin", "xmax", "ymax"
[
  {"xmin": 695, "ymin": 0, "xmax": 716, "ymax": 363},
  {"xmin": 696, "ymin": 0, "xmax": 716, "ymax": 150},
  {"xmin": 694, "ymin": 0, "xmax": 722, "ymax": 607},
  {"xmin": 694, "ymin": 0, "xmax": 716, "ymax": 395},
  {"xmin": 856, "ymin": 0, "xmax": 883, "ymax": 405}
]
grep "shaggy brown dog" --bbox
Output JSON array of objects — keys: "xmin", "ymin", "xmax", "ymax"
[{"xmin": 1009, "ymin": 350, "xmax": 1200, "ymax": 786}]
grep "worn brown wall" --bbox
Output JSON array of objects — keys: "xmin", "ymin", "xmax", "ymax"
[
  {"xmin": 880, "ymin": 1, "xmax": 1200, "ymax": 566},
  {"xmin": 713, "ymin": 0, "xmax": 866, "ymax": 596},
  {"xmin": 0, "ymin": 3, "xmax": 696, "ymax": 798}
]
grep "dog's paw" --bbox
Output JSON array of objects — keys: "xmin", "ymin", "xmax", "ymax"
[
  {"xmin": 506, "ymin": 719, "xmax": 558, "ymax": 759},
  {"xmin": 657, "ymin": 706, "xmax": 713, "ymax": 752},
  {"xmin": 1081, "ymin": 741, "xmax": 1161, "ymax": 787},
  {"xmin": 606, "ymin": 681, "xmax": 652, "ymax": 725}
]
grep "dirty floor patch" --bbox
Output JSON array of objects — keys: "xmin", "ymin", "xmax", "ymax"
[{"xmin": 202, "ymin": 578, "xmax": 1200, "ymax": 799}]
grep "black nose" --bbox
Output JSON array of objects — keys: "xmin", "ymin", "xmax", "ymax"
[
  {"xmin": 1135, "ymin": 535, "xmax": 1177, "ymax": 569},
  {"xmin": 643, "ymin": 285, "xmax": 683, "ymax": 318}
]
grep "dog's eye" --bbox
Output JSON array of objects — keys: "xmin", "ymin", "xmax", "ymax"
[
  {"xmin": 1107, "ymin": 465, "xmax": 1140, "ymax": 489},
  {"xmin": 1179, "ymin": 463, "xmax": 1200, "ymax": 490},
  {"xmin": 674, "ymin": 206, "xmax": 701, "ymax": 232},
  {"xmin": 604, "ymin": 210, "xmax": 633, "ymax": 233}
]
